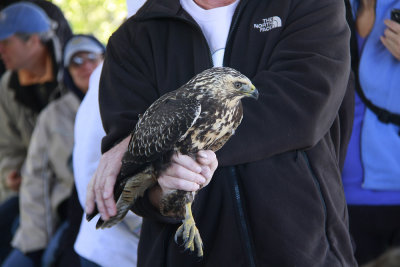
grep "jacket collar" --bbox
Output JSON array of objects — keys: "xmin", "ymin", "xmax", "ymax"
[{"xmin": 135, "ymin": 0, "xmax": 182, "ymax": 18}]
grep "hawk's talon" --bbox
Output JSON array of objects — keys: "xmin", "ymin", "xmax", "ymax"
[{"xmin": 174, "ymin": 202, "xmax": 203, "ymax": 257}]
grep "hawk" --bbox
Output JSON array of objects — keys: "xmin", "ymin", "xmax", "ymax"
[{"xmin": 87, "ymin": 67, "xmax": 258, "ymax": 257}]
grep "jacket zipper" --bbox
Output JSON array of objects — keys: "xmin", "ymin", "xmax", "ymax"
[
  {"xmin": 188, "ymin": 2, "xmax": 256, "ymax": 264},
  {"xmin": 136, "ymin": 7, "xmax": 256, "ymax": 264},
  {"xmin": 172, "ymin": 15, "xmax": 214, "ymax": 66},
  {"xmin": 230, "ymin": 166, "xmax": 256, "ymax": 267},
  {"xmin": 226, "ymin": 5, "xmax": 257, "ymax": 264},
  {"xmin": 188, "ymin": 19, "xmax": 214, "ymax": 66},
  {"xmin": 223, "ymin": 0, "xmax": 247, "ymax": 67}
]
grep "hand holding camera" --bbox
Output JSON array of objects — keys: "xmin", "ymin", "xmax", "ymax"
[{"xmin": 380, "ymin": 9, "xmax": 400, "ymax": 60}]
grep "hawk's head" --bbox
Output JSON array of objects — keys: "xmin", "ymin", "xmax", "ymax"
[{"xmin": 188, "ymin": 67, "xmax": 259, "ymax": 101}]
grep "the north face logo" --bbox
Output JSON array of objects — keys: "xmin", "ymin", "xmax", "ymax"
[{"xmin": 254, "ymin": 16, "xmax": 282, "ymax": 32}]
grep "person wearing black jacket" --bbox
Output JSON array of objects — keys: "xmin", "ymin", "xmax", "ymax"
[{"xmin": 86, "ymin": 0, "xmax": 357, "ymax": 266}]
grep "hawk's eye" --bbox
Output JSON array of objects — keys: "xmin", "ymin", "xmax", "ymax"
[{"xmin": 234, "ymin": 82, "xmax": 242, "ymax": 89}]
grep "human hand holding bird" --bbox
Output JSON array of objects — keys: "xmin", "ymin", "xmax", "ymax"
[
  {"xmin": 156, "ymin": 151, "xmax": 217, "ymax": 198},
  {"xmin": 85, "ymin": 139, "xmax": 214, "ymax": 221}
]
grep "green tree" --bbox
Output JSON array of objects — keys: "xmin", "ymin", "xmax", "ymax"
[{"xmin": 50, "ymin": 0, "xmax": 127, "ymax": 44}]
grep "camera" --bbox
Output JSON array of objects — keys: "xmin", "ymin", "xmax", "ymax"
[{"xmin": 391, "ymin": 8, "xmax": 400, "ymax": 23}]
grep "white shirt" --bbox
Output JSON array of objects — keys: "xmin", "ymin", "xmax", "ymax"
[{"xmin": 180, "ymin": 0, "xmax": 238, "ymax": 67}]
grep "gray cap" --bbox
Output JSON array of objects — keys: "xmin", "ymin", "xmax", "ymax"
[{"xmin": 64, "ymin": 35, "xmax": 104, "ymax": 67}]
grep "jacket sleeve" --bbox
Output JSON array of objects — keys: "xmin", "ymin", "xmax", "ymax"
[
  {"xmin": 99, "ymin": 24, "xmax": 160, "ymax": 153},
  {"xmin": 0, "ymin": 74, "xmax": 29, "ymax": 201},
  {"xmin": 217, "ymin": 0, "xmax": 351, "ymax": 166}
]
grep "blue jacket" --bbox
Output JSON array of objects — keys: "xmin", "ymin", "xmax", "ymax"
[{"xmin": 343, "ymin": 0, "xmax": 400, "ymax": 204}]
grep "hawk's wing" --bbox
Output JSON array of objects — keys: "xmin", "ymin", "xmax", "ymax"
[
  {"xmin": 90, "ymin": 96, "xmax": 202, "ymax": 226},
  {"xmin": 106, "ymin": 96, "xmax": 201, "ymax": 215},
  {"xmin": 128, "ymin": 96, "xmax": 201, "ymax": 163}
]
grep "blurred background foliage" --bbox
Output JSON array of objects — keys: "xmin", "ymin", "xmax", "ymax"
[{"xmin": 50, "ymin": 0, "xmax": 127, "ymax": 44}]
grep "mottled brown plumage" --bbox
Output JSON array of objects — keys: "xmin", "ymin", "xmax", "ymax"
[{"xmin": 87, "ymin": 67, "xmax": 258, "ymax": 257}]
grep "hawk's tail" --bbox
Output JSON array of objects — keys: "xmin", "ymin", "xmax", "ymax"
[{"xmin": 96, "ymin": 166, "xmax": 157, "ymax": 229}]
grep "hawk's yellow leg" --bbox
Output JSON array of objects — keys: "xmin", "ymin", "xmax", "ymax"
[{"xmin": 174, "ymin": 202, "xmax": 203, "ymax": 257}]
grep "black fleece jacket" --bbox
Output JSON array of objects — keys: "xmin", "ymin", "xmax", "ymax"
[{"xmin": 99, "ymin": 0, "xmax": 357, "ymax": 266}]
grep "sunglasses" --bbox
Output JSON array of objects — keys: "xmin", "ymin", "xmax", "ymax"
[{"xmin": 70, "ymin": 52, "xmax": 102, "ymax": 68}]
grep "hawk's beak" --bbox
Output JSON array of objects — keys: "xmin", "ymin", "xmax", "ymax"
[{"xmin": 246, "ymin": 84, "xmax": 259, "ymax": 100}]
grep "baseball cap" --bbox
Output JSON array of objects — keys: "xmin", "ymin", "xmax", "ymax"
[
  {"xmin": 0, "ymin": 2, "xmax": 52, "ymax": 41},
  {"xmin": 64, "ymin": 35, "xmax": 105, "ymax": 67}
]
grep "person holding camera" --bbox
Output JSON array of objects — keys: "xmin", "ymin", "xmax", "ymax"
[{"xmin": 342, "ymin": 0, "xmax": 400, "ymax": 265}]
